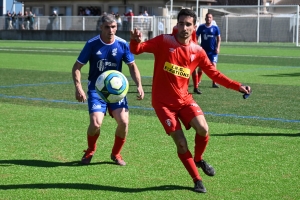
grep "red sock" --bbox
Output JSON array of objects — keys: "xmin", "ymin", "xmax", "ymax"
[
  {"xmin": 111, "ymin": 135, "xmax": 126, "ymax": 156},
  {"xmin": 178, "ymin": 150, "xmax": 201, "ymax": 182},
  {"xmin": 192, "ymin": 72, "xmax": 199, "ymax": 89},
  {"xmin": 87, "ymin": 134, "xmax": 99, "ymax": 151},
  {"xmin": 194, "ymin": 134, "xmax": 209, "ymax": 162},
  {"xmin": 198, "ymin": 70, "xmax": 203, "ymax": 84}
]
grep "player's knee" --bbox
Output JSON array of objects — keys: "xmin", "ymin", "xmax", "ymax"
[
  {"xmin": 176, "ymin": 138, "xmax": 188, "ymax": 153},
  {"xmin": 117, "ymin": 120, "xmax": 128, "ymax": 130},
  {"xmin": 90, "ymin": 121, "xmax": 102, "ymax": 131},
  {"xmin": 195, "ymin": 126, "xmax": 209, "ymax": 136}
]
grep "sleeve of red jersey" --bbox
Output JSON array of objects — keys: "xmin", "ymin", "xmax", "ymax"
[
  {"xmin": 198, "ymin": 51, "xmax": 241, "ymax": 91},
  {"xmin": 130, "ymin": 37, "xmax": 160, "ymax": 55}
]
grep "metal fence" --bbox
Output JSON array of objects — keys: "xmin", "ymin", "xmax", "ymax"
[
  {"xmin": 200, "ymin": 5, "xmax": 299, "ymax": 46},
  {"xmin": 0, "ymin": 15, "xmax": 172, "ymax": 38}
]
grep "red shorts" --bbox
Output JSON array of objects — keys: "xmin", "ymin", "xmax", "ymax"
[{"xmin": 153, "ymin": 100, "xmax": 204, "ymax": 134}]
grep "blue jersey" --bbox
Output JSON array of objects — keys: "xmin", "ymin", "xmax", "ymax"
[
  {"xmin": 196, "ymin": 24, "xmax": 220, "ymax": 54},
  {"xmin": 77, "ymin": 35, "xmax": 134, "ymax": 90}
]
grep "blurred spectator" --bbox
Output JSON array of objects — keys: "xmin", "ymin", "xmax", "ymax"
[
  {"xmin": 143, "ymin": 10, "xmax": 150, "ymax": 29},
  {"xmin": 11, "ymin": 12, "xmax": 17, "ymax": 29},
  {"xmin": 125, "ymin": 9, "xmax": 134, "ymax": 30},
  {"xmin": 138, "ymin": 12, "xmax": 144, "ymax": 30},
  {"xmin": 143, "ymin": 10, "xmax": 149, "ymax": 17},
  {"xmin": 17, "ymin": 11, "xmax": 25, "ymax": 30},
  {"xmin": 95, "ymin": 7, "xmax": 101, "ymax": 16},
  {"xmin": 6, "ymin": 11, "xmax": 13, "ymax": 29},
  {"xmin": 78, "ymin": 6, "xmax": 101, "ymax": 16},
  {"xmin": 78, "ymin": 7, "xmax": 85, "ymax": 16},
  {"xmin": 29, "ymin": 11, "xmax": 35, "ymax": 30},
  {"xmin": 85, "ymin": 7, "xmax": 91, "ymax": 16},
  {"xmin": 47, "ymin": 10, "xmax": 58, "ymax": 30},
  {"xmin": 122, "ymin": 13, "xmax": 128, "ymax": 31},
  {"xmin": 158, "ymin": 20, "xmax": 164, "ymax": 34},
  {"xmin": 24, "ymin": 11, "xmax": 30, "ymax": 30},
  {"xmin": 116, "ymin": 14, "xmax": 122, "ymax": 30}
]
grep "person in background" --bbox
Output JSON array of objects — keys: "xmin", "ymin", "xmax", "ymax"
[
  {"xmin": 142, "ymin": 10, "xmax": 149, "ymax": 29},
  {"xmin": 72, "ymin": 14, "xmax": 144, "ymax": 166},
  {"xmin": 125, "ymin": 9, "xmax": 134, "ymax": 30},
  {"xmin": 24, "ymin": 11, "xmax": 30, "ymax": 30},
  {"xmin": 6, "ymin": 11, "xmax": 13, "ymax": 29},
  {"xmin": 196, "ymin": 13, "xmax": 221, "ymax": 89},
  {"xmin": 11, "ymin": 12, "xmax": 17, "ymax": 29},
  {"xmin": 130, "ymin": 8, "xmax": 251, "ymax": 193},
  {"xmin": 17, "ymin": 11, "xmax": 25, "ymax": 30},
  {"xmin": 50, "ymin": 10, "xmax": 58, "ymax": 30},
  {"xmin": 29, "ymin": 11, "xmax": 35, "ymax": 30},
  {"xmin": 115, "ymin": 14, "xmax": 122, "ymax": 30},
  {"xmin": 158, "ymin": 20, "xmax": 164, "ymax": 35}
]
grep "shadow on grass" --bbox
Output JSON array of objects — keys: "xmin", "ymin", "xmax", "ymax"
[
  {"xmin": 0, "ymin": 160, "xmax": 119, "ymax": 167},
  {"xmin": 262, "ymin": 72, "xmax": 300, "ymax": 77},
  {"xmin": 0, "ymin": 183, "xmax": 192, "ymax": 192},
  {"xmin": 211, "ymin": 132, "xmax": 300, "ymax": 137}
]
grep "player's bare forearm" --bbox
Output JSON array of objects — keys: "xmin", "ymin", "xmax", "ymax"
[
  {"xmin": 128, "ymin": 62, "xmax": 144, "ymax": 100},
  {"xmin": 72, "ymin": 61, "xmax": 86, "ymax": 102},
  {"xmin": 72, "ymin": 62, "xmax": 83, "ymax": 88},
  {"xmin": 216, "ymin": 36, "xmax": 221, "ymax": 54}
]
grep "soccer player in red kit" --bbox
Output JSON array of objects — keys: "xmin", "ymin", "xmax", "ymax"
[
  {"xmin": 172, "ymin": 26, "xmax": 202, "ymax": 94},
  {"xmin": 130, "ymin": 9, "xmax": 251, "ymax": 193}
]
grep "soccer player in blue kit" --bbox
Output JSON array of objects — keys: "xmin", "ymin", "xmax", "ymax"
[
  {"xmin": 196, "ymin": 13, "xmax": 221, "ymax": 88},
  {"xmin": 72, "ymin": 14, "xmax": 144, "ymax": 166}
]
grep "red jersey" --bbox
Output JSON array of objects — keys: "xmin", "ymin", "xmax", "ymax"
[{"xmin": 130, "ymin": 35, "xmax": 241, "ymax": 108}]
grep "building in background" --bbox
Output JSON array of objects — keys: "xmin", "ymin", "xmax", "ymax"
[
  {"xmin": 4, "ymin": 0, "xmax": 299, "ymax": 16},
  {"xmin": 14, "ymin": 0, "xmax": 218, "ymax": 16}
]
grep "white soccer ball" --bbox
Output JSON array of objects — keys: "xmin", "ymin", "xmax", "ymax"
[{"xmin": 95, "ymin": 70, "xmax": 129, "ymax": 103}]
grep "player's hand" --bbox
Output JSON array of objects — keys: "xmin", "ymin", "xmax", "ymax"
[
  {"xmin": 130, "ymin": 28, "xmax": 142, "ymax": 43},
  {"xmin": 75, "ymin": 87, "xmax": 87, "ymax": 103},
  {"xmin": 239, "ymin": 85, "xmax": 252, "ymax": 99},
  {"xmin": 136, "ymin": 86, "xmax": 144, "ymax": 100}
]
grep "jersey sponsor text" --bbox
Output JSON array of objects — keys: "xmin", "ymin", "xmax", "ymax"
[{"xmin": 163, "ymin": 62, "xmax": 190, "ymax": 78}]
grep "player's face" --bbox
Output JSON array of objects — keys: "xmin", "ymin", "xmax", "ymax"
[
  {"xmin": 100, "ymin": 21, "xmax": 117, "ymax": 42},
  {"xmin": 177, "ymin": 15, "xmax": 196, "ymax": 40},
  {"xmin": 205, "ymin": 14, "xmax": 213, "ymax": 25}
]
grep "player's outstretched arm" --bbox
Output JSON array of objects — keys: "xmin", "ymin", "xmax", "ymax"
[
  {"xmin": 127, "ymin": 62, "xmax": 144, "ymax": 100},
  {"xmin": 72, "ymin": 61, "xmax": 87, "ymax": 103}
]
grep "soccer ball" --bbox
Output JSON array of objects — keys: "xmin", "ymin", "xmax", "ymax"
[{"xmin": 95, "ymin": 70, "xmax": 129, "ymax": 103}]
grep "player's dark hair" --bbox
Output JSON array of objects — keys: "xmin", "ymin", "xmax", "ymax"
[
  {"xmin": 177, "ymin": 9, "xmax": 197, "ymax": 25},
  {"xmin": 205, "ymin": 13, "xmax": 213, "ymax": 18},
  {"xmin": 101, "ymin": 14, "xmax": 116, "ymax": 23}
]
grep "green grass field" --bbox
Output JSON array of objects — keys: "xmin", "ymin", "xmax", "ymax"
[{"xmin": 0, "ymin": 40, "xmax": 299, "ymax": 200}]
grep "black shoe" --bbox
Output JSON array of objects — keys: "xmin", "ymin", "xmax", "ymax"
[
  {"xmin": 212, "ymin": 83, "xmax": 219, "ymax": 88},
  {"xmin": 195, "ymin": 160, "xmax": 215, "ymax": 176},
  {"xmin": 111, "ymin": 154, "xmax": 126, "ymax": 166},
  {"xmin": 194, "ymin": 180, "xmax": 207, "ymax": 193},
  {"xmin": 193, "ymin": 88, "xmax": 202, "ymax": 94},
  {"xmin": 81, "ymin": 149, "xmax": 95, "ymax": 165}
]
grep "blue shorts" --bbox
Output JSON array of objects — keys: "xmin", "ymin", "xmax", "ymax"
[
  {"xmin": 87, "ymin": 90, "xmax": 128, "ymax": 114},
  {"xmin": 207, "ymin": 53, "xmax": 218, "ymax": 63}
]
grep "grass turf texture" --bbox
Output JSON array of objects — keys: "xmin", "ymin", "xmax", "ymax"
[{"xmin": 0, "ymin": 40, "xmax": 299, "ymax": 200}]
